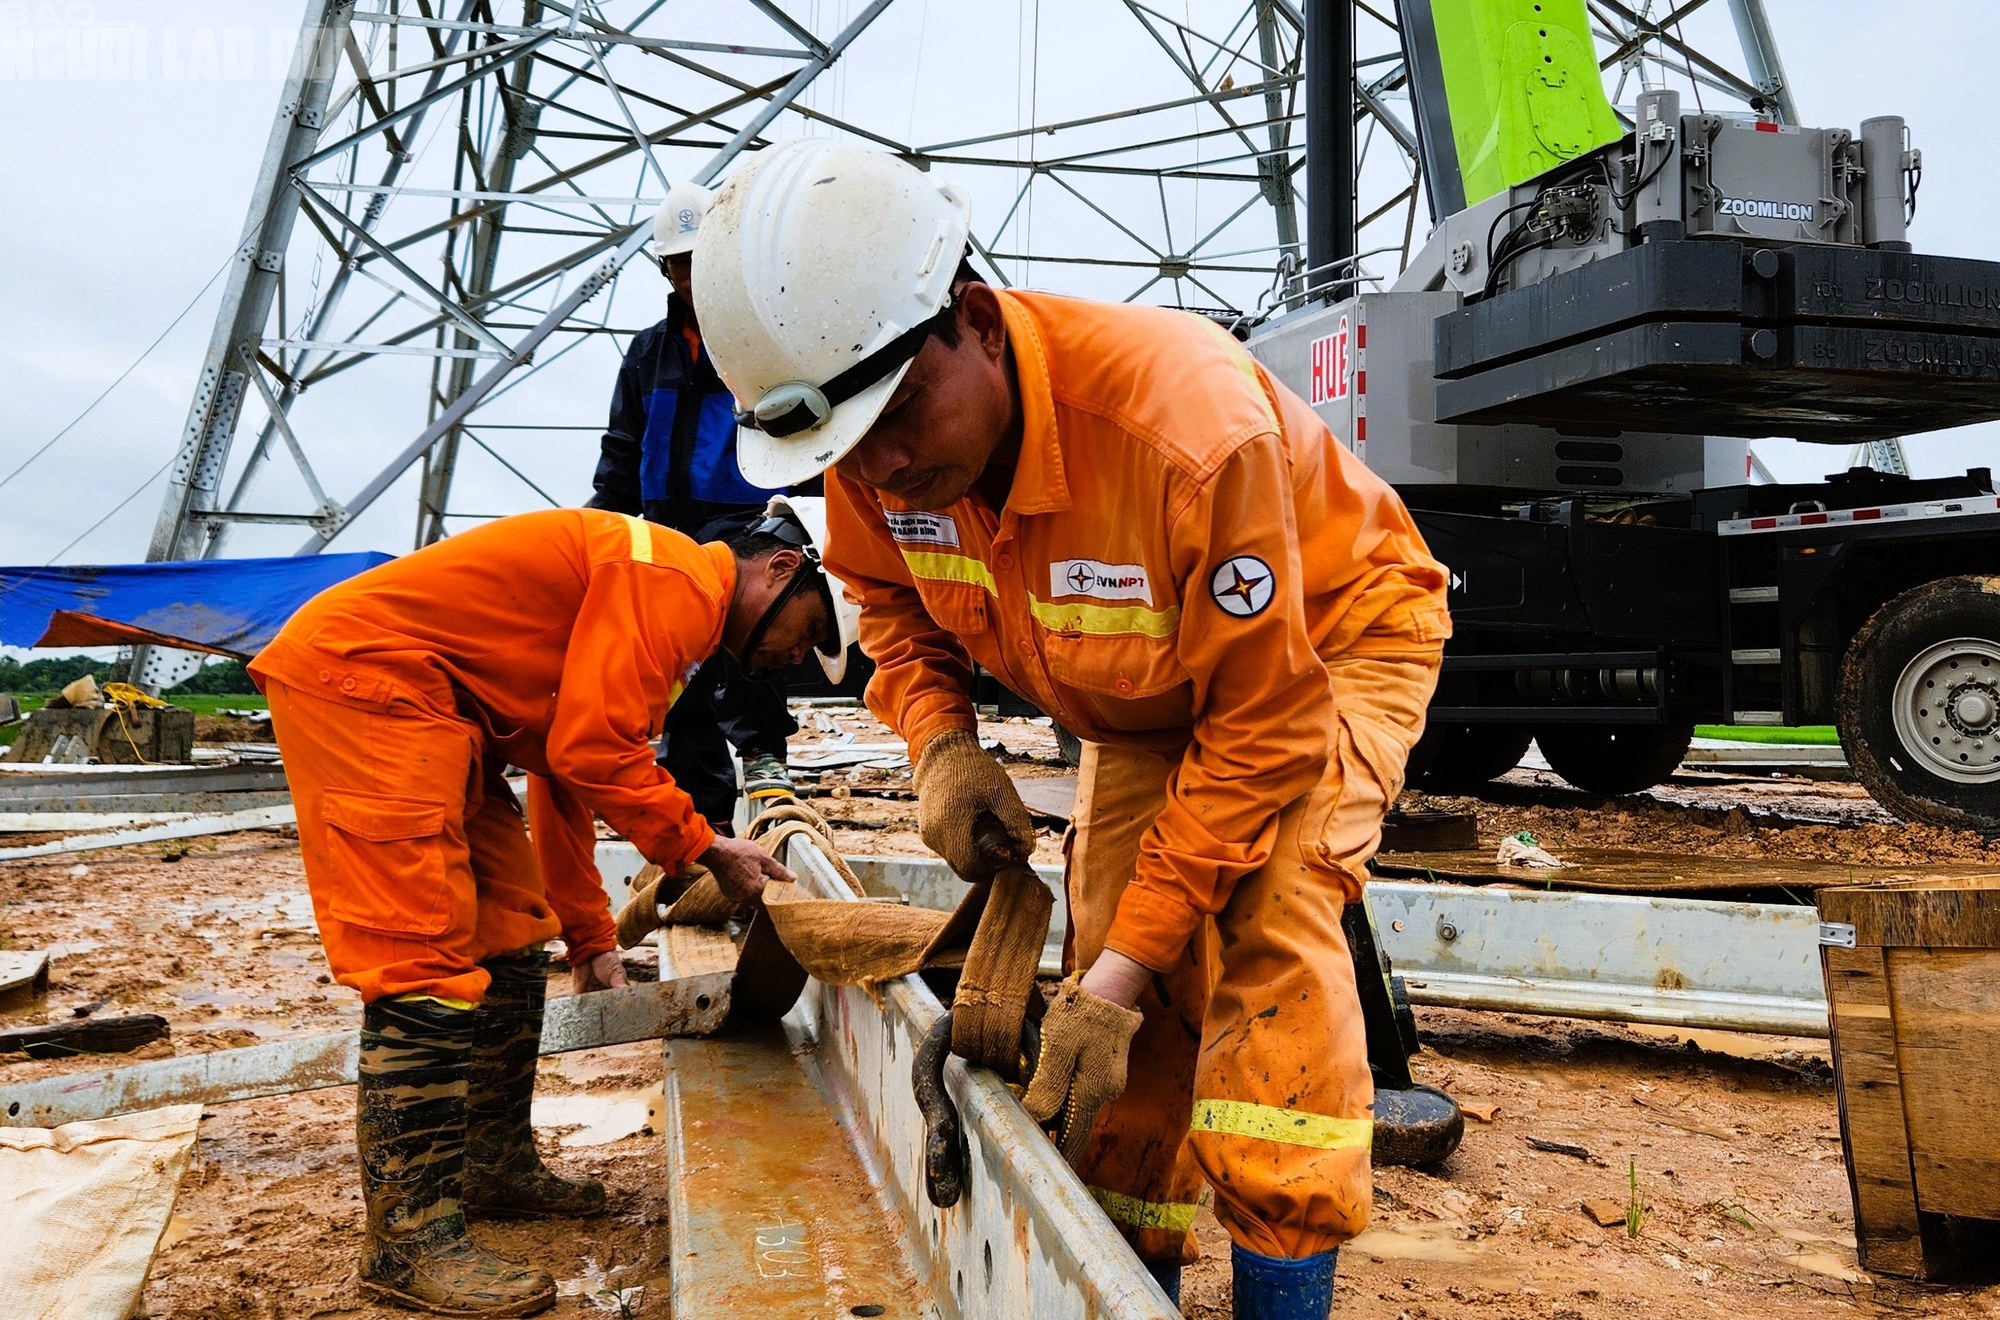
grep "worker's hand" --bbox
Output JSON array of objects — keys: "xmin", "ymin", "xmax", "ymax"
[
  {"xmin": 913, "ymin": 729, "xmax": 1036, "ymax": 878},
  {"xmin": 571, "ymin": 949, "xmax": 628, "ymax": 995},
  {"xmin": 700, "ymin": 835, "xmax": 795, "ymax": 906},
  {"xmin": 1020, "ymin": 975, "xmax": 1145, "ymax": 1164},
  {"xmin": 1076, "ymin": 948, "xmax": 1151, "ymax": 1010}
]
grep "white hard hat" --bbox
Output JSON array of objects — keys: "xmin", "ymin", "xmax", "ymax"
[
  {"xmin": 697, "ymin": 140, "xmax": 973, "ymax": 489},
  {"xmin": 653, "ymin": 182, "xmax": 712, "ymax": 258},
  {"xmin": 761, "ymin": 494, "xmax": 863, "ymax": 683}
]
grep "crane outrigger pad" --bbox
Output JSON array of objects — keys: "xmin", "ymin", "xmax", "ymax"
[{"xmin": 1432, "ymin": 241, "xmax": 2000, "ymax": 442}]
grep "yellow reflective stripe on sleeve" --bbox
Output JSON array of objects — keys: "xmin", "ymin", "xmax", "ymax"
[
  {"xmin": 1087, "ymin": 1185, "xmax": 1203, "ymax": 1233},
  {"xmin": 1189, "ymin": 1099, "xmax": 1374, "ymax": 1152},
  {"xmin": 899, "ymin": 549, "xmax": 998, "ymax": 594},
  {"xmin": 1198, "ymin": 318, "xmax": 1281, "ymax": 432},
  {"xmin": 625, "ymin": 514, "xmax": 655, "ymax": 565},
  {"xmin": 1028, "ymin": 594, "xmax": 1181, "ymax": 639}
]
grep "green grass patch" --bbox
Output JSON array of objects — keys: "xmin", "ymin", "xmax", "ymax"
[
  {"xmin": 1695, "ymin": 724, "xmax": 1840, "ymax": 745},
  {"xmin": 164, "ymin": 694, "xmax": 268, "ymax": 717}
]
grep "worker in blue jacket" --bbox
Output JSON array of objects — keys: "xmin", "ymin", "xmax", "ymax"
[{"xmin": 587, "ymin": 182, "xmax": 798, "ymax": 826}]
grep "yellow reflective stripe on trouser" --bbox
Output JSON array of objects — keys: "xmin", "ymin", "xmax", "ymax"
[
  {"xmin": 1189, "ymin": 1099, "xmax": 1374, "ymax": 1152},
  {"xmin": 1028, "ymin": 594, "xmax": 1180, "ymax": 639},
  {"xmin": 1088, "ymin": 1185, "xmax": 1203, "ymax": 1232},
  {"xmin": 624, "ymin": 514, "xmax": 655, "ymax": 565},
  {"xmin": 899, "ymin": 549, "xmax": 997, "ymax": 594}
]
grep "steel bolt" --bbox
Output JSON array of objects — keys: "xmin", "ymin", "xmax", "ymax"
[{"xmin": 1438, "ymin": 918, "xmax": 1459, "ymax": 942}]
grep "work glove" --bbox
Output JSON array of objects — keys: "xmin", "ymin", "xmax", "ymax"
[
  {"xmin": 913, "ymin": 728, "xmax": 1036, "ymax": 878},
  {"xmin": 1020, "ymin": 975, "xmax": 1145, "ymax": 1163}
]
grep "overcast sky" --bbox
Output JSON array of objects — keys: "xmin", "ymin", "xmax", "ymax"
[{"xmin": 0, "ymin": 0, "xmax": 1994, "ymax": 576}]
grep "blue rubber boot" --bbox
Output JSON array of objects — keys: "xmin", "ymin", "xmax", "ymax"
[
  {"xmin": 1230, "ymin": 1244, "xmax": 1338, "ymax": 1320},
  {"xmin": 1145, "ymin": 1261, "xmax": 1182, "ymax": 1308}
]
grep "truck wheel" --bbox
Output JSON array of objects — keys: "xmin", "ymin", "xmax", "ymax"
[
  {"xmin": 1536, "ymin": 721, "xmax": 1694, "ymax": 796},
  {"xmin": 1409, "ymin": 723, "xmax": 1533, "ymax": 792},
  {"xmin": 1838, "ymin": 576, "xmax": 2000, "ymax": 833}
]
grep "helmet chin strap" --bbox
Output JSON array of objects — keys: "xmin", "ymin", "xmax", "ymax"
[{"xmin": 732, "ymin": 558, "xmax": 834, "ymax": 679}]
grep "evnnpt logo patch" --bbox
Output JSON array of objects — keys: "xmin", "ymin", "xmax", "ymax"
[{"xmin": 1049, "ymin": 559, "xmax": 1152, "ymax": 603}]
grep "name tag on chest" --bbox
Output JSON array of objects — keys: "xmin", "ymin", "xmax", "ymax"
[
  {"xmin": 1050, "ymin": 559, "xmax": 1153, "ymax": 604},
  {"xmin": 885, "ymin": 511, "xmax": 961, "ymax": 548}
]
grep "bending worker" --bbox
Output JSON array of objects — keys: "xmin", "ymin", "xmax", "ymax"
[
  {"xmin": 698, "ymin": 141, "xmax": 1450, "ymax": 1319},
  {"xmin": 251, "ymin": 502, "xmax": 848, "ymax": 1317},
  {"xmin": 586, "ymin": 181, "xmax": 799, "ymax": 824}
]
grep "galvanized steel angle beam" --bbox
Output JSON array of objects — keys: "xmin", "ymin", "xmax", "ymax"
[
  {"xmin": 839, "ymin": 852, "xmax": 1831, "ymax": 1037},
  {"xmin": 0, "ymin": 971, "xmax": 732, "ymax": 1129},
  {"xmin": 779, "ymin": 836, "xmax": 1175, "ymax": 1319}
]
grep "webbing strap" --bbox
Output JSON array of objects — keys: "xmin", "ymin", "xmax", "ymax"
[
  {"xmin": 944, "ymin": 860, "xmax": 1054, "ymax": 1076},
  {"xmin": 611, "ymin": 801, "xmax": 1051, "ymax": 1077}
]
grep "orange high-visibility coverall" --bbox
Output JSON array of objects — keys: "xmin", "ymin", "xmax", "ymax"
[
  {"xmin": 823, "ymin": 290, "xmax": 1451, "ymax": 1263},
  {"xmin": 250, "ymin": 509, "xmax": 730, "ymax": 1006}
]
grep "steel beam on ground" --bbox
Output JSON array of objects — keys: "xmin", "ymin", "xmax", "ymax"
[
  {"xmin": 840, "ymin": 854, "xmax": 1830, "ymax": 1037},
  {"xmin": 1366, "ymin": 881, "xmax": 1828, "ymax": 1037},
  {"xmin": 0, "ymin": 973, "xmax": 732, "ymax": 1128}
]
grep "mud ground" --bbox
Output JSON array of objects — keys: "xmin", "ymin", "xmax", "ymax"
[{"xmin": 3, "ymin": 707, "xmax": 1999, "ymax": 1316}]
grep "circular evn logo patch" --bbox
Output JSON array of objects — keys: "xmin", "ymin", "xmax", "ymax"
[{"xmin": 1209, "ymin": 555, "xmax": 1274, "ymax": 617}]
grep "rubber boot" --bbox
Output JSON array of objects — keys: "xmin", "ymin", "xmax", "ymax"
[
  {"xmin": 358, "ymin": 997, "xmax": 556, "ymax": 1317},
  {"xmin": 741, "ymin": 751, "xmax": 795, "ymax": 803},
  {"xmin": 463, "ymin": 954, "xmax": 607, "ymax": 1219},
  {"xmin": 1145, "ymin": 1260, "xmax": 1183, "ymax": 1309},
  {"xmin": 1230, "ymin": 1245, "xmax": 1338, "ymax": 1320}
]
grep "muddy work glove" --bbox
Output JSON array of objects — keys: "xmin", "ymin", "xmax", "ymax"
[
  {"xmin": 1020, "ymin": 976, "xmax": 1145, "ymax": 1163},
  {"xmin": 913, "ymin": 729, "xmax": 1036, "ymax": 878}
]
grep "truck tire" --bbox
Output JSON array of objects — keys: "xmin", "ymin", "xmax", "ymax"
[
  {"xmin": 1536, "ymin": 721, "xmax": 1694, "ymax": 796},
  {"xmin": 1837, "ymin": 576, "xmax": 2000, "ymax": 833},
  {"xmin": 1409, "ymin": 722, "xmax": 1533, "ymax": 792}
]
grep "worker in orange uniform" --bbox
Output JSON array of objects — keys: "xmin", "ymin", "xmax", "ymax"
[
  {"xmin": 251, "ymin": 501, "xmax": 853, "ymax": 1317},
  {"xmin": 696, "ymin": 141, "xmax": 1450, "ymax": 1320}
]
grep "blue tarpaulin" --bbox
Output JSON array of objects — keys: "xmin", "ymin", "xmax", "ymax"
[{"xmin": 0, "ymin": 553, "xmax": 393, "ymax": 658}]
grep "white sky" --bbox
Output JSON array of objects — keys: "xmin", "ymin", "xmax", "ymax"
[{"xmin": 0, "ymin": 0, "xmax": 1994, "ymax": 574}]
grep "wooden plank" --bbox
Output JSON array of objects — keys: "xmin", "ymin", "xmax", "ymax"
[
  {"xmin": 0, "ymin": 1013, "xmax": 168, "ymax": 1059},
  {"xmin": 1885, "ymin": 948, "xmax": 2000, "ymax": 1220},
  {"xmin": 1821, "ymin": 881, "xmax": 2000, "ymax": 948},
  {"xmin": 664, "ymin": 924, "xmax": 740, "ymax": 979},
  {"xmin": 1821, "ymin": 944, "xmax": 1933, "ymax": 1277},
  {"xmin": 0, "ymin": 973, "xmax": 733, "ymax": 1128}
]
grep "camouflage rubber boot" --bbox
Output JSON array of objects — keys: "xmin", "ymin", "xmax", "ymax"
[
  {"xmin": 741, "ymin": 751, "xmax": 795, "ymax": 803},
  {"xmin": 357, "ymin": 996, "xmax": 556, "ymax": 1317},
  {"xmin": 463, "ymin": 954, "xmax": 607, "ymax": 1219}
]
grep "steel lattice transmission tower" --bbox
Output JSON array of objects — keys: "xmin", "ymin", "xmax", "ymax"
[{"xmin": 141, "ymin": 0, "xmax": 1794, "ymax": 687}]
